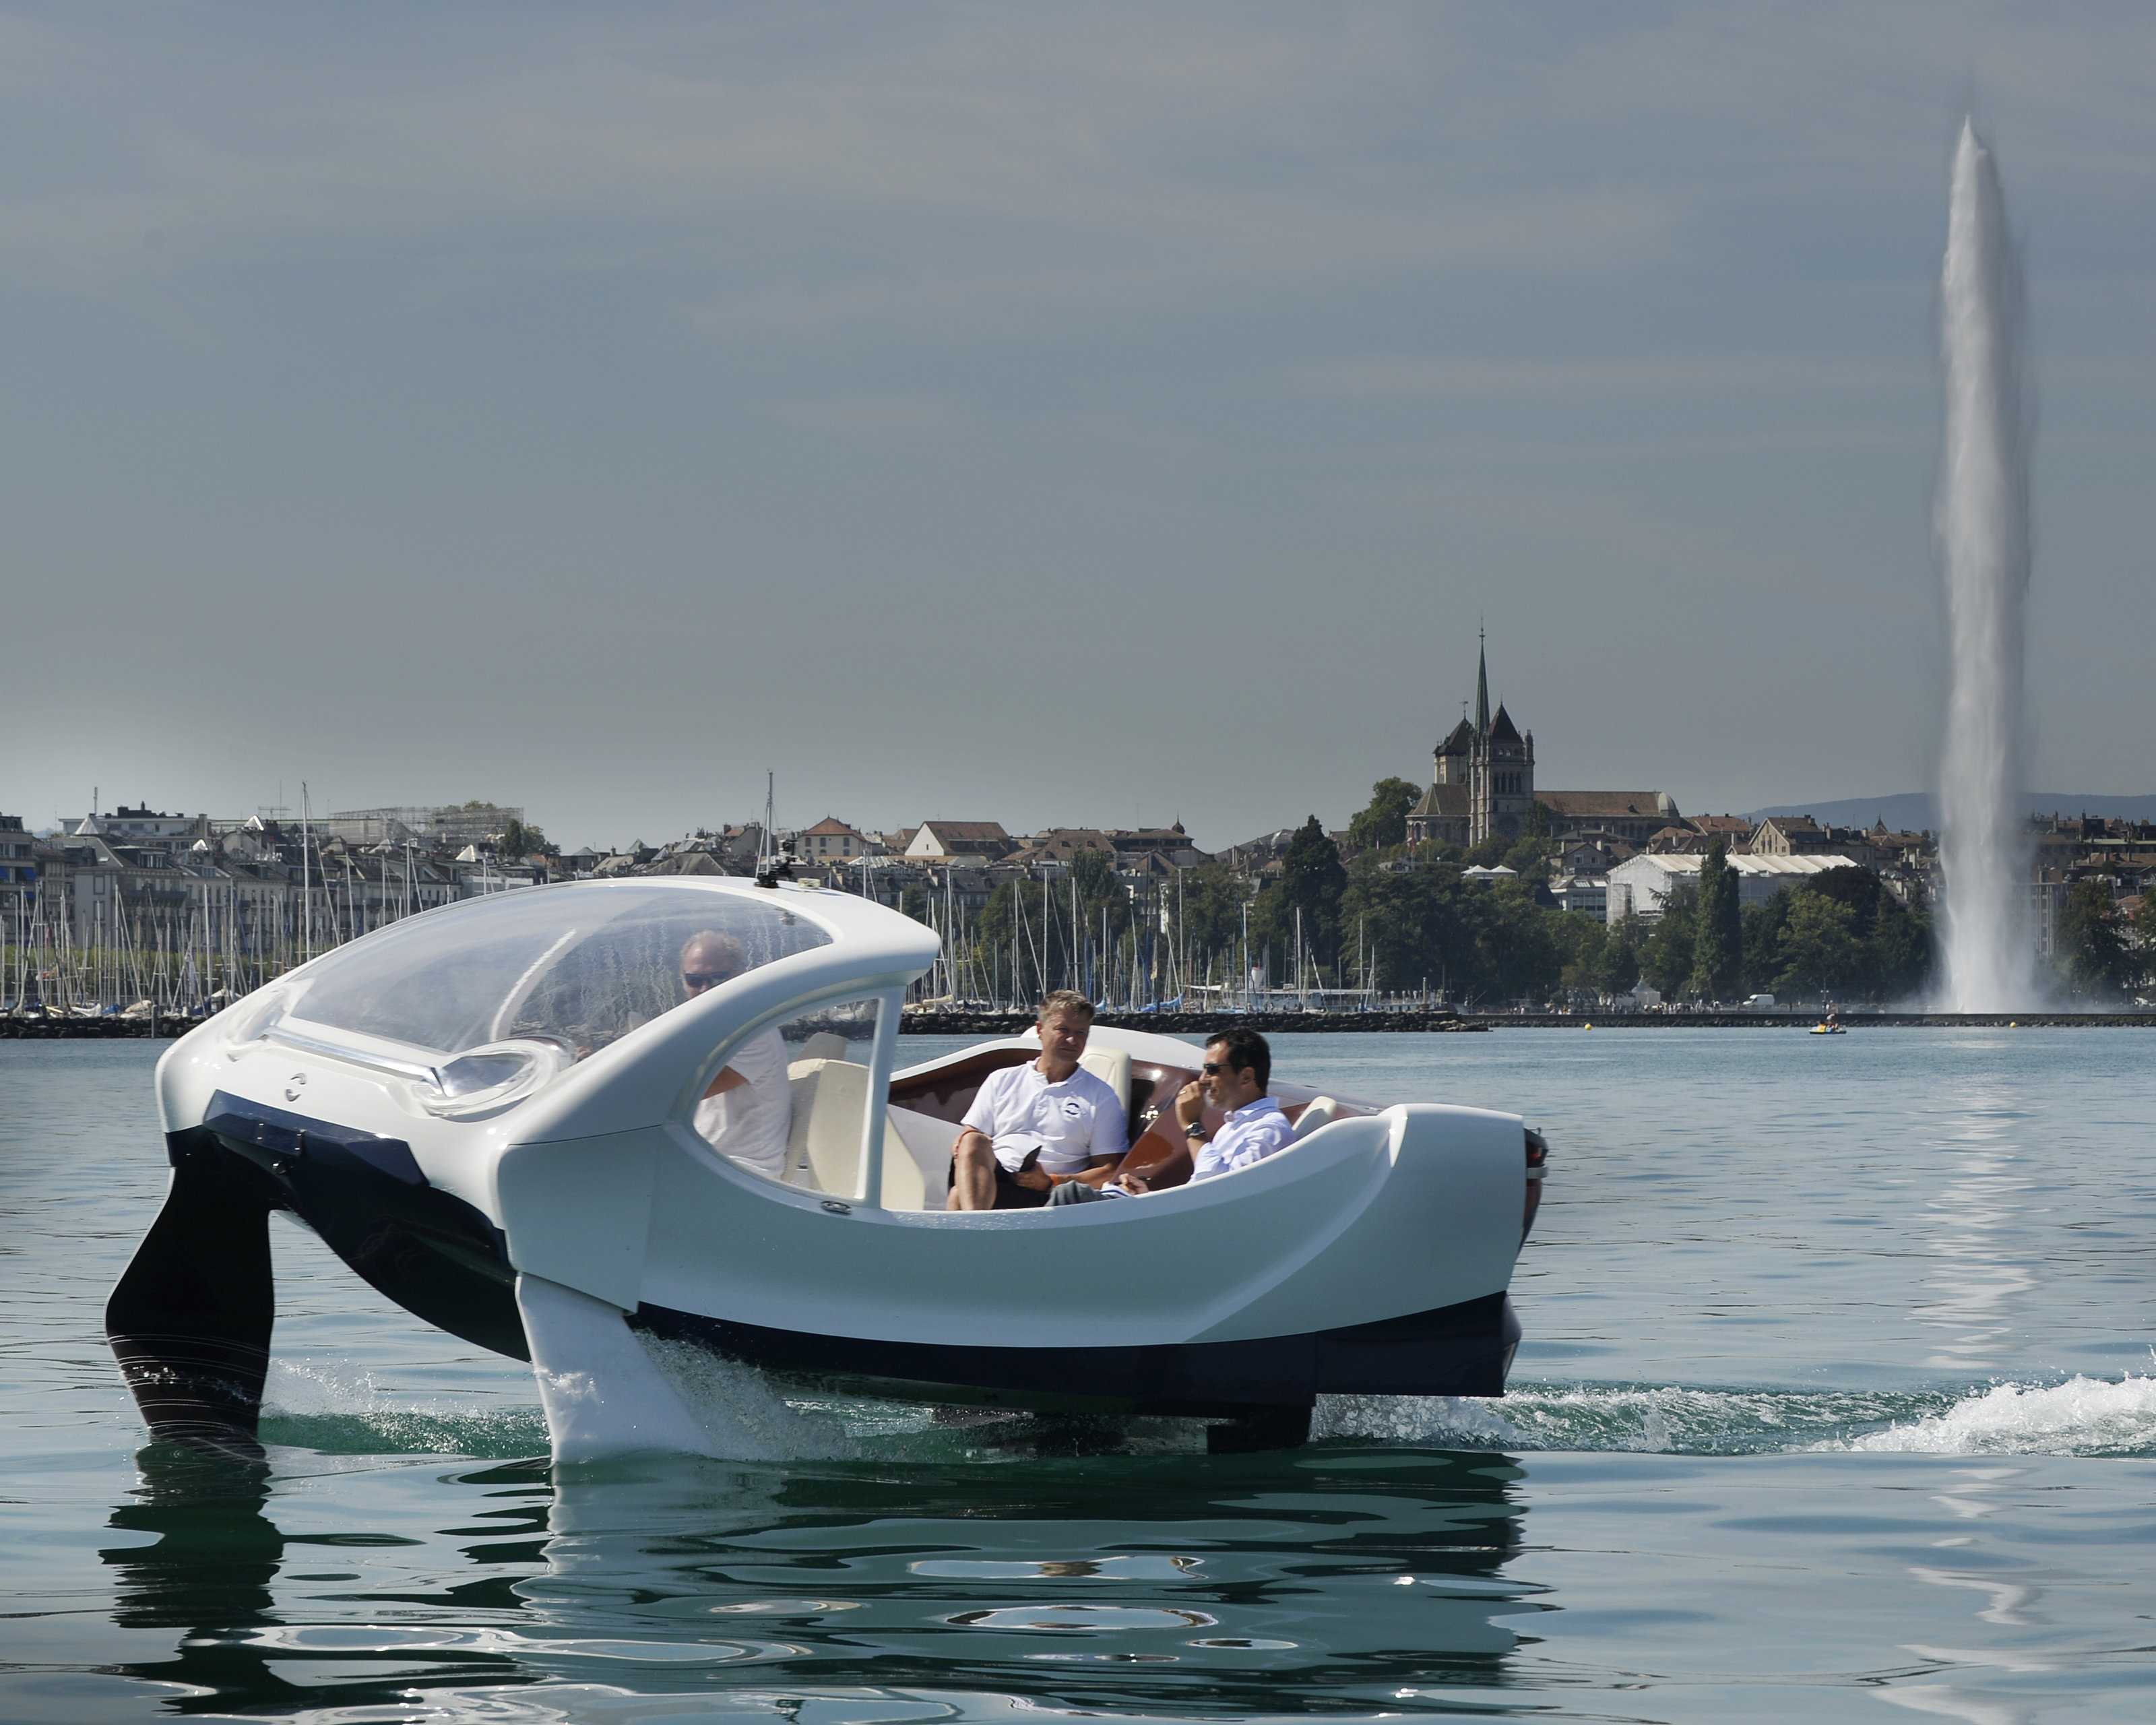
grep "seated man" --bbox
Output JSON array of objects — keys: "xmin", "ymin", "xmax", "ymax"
[
  {"xmin": 679, "ymin": 930, "xmax": 791, "ymax": 1181},
  {"xmin": 1046, "ymin": 1026, "xmax": 1290, "ymax": 1205},
  {"xmin": 949, "ymin": 991, "xmax": 1127, "ymax": 1210}
]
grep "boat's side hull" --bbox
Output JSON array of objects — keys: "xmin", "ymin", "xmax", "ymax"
[
  {"xmin": 633, "ymin": 1290, "xmax": 1519, "ymax": 1417},
  {"xmin": 117, "ymin": 1090, "xmax": 1527, "ymax": 1453}
]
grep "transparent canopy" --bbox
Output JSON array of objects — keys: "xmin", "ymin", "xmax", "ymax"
[{"xmin": 284, "ymin": 883, "xmax": 831, "ymax": 1059}]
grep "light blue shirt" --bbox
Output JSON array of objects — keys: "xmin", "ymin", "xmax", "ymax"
[{"xmin": 1190, "ymin": 1096, "xmax": 1294, "ymax": 1183}]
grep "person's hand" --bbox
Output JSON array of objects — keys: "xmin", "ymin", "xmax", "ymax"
[
  {"xmin": 1117, "ymin": 1171, "xmax": 1151, "ymax": 1195},
  {"xmin": 1174, "ymin": 1079, "xmax": 1204, "ymax": 1128},
  {"xmin": 1013, "ymin": 1164, "xmax": 1053, "ymax": 1193}
]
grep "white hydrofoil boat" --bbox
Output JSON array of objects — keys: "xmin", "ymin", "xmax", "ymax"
[{"xmin": 108, "ymin": 877, "xmax": 1548, "ymax": 1459}]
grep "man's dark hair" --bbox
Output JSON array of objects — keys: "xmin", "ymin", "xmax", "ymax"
[{"xmin": 1206, "ymin": 1026, "xmax": 1271, "ymax": 1090}]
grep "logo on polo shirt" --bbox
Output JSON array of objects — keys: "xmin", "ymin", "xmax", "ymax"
[{"xmin": 1062, "ymin": 1099, "xmax": 1083, "ymax": 1119}]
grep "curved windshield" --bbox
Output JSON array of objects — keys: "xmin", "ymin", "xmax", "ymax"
[{"xmin": 286, "ymin": 883, "xmax": 830, "ymax": 1058}]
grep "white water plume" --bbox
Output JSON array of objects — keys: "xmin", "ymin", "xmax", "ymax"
[
  {"xmin": 1833, "ymin": 1373, "xmax": 2156, "ymax": 1457},
  {"xmin": 1935, "ymin": 119, "xmax": 2037, "ymax": 1011}
]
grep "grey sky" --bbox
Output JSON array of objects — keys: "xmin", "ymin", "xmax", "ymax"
[{"xmin": 5, "ymin": 3, "xmax": 2151, "ymax": 851}]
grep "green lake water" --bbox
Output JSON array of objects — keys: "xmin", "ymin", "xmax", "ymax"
[{"xmin": 4, "ymin": 1030, "xmax": 2153, "ymax": 1722}]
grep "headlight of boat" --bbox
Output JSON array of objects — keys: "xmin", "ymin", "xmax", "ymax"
[{"xmin": 420, "ymin": 1039, "xmax": 569, "ymax": 1118}]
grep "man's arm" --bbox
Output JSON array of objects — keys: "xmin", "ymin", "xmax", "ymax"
[
  {"xmin": 1059, "ymin": 1076, "xmax": 1131, "ymax": 1189},
  {"xmin": 701, "ymin": 1066, "xmax": 749, "ymax": 1100},
  {"xmin": 1048, "ymin": 1156, "xmax": 1122, "ymax": 1191}
]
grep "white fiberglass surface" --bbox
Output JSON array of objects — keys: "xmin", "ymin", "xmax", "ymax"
[{"xmin": 282, "ymin": 883, "xmax": 830, "ymax": 1059}]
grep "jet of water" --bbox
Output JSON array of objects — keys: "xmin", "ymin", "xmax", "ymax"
[{"xmin": 1936, "ymin": 119, "xmax": 2036, "ymax": 1012}]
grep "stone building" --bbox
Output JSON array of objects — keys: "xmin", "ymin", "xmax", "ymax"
[{"xmin": 1406, "ymin": 635, "xmax": 1678, "ymax": 850}]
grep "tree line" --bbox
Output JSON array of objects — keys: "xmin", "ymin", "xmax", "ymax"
[{"xmin": 945, "ymin": 777, "xmax": 2151, "ymax": 1009}]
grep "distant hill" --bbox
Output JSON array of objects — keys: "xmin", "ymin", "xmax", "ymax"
[{"xmin": 1748, "ymin": 792, "xmax": 2156, "ymax": 832}]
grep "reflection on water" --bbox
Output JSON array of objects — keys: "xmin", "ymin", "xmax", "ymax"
[
  {"xmin": 101, "ymin": 1446, "xmax": 540, "ymax": 1714},
  {"xmin": 1912, "ymin": 1081, "xmax": 2039, "ymax": 1375},
  {"xmin": 97, "ymin": 1445, "xmax": 1533, "ymax": 1719},
  {"xmin": 530, "ymin": 1448, "xmax": 1532, "ymax": 1714}
]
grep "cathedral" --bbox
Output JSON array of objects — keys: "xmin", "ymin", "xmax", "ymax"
[{"xmin": 1407, "ymin": 635, "xmax": 1679, "ymax": 852}]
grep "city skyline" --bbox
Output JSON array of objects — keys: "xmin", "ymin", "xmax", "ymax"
[{"xmin": 6, "ymin": 5, "xmax": 2153, "ymax": 851}]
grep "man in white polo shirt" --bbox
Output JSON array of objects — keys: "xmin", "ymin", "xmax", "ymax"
[
  {"xmin": 681, "ymin": 929, "xmax": 792, "ymax": 1181},
  {"xmin": 949, "ymin": 991, "xmax": 1128, "ymax": 1210}
]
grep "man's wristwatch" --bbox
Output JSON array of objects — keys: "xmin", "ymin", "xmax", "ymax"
[{"xmin": 1184, "ymin": 1117, "xmax": 1209, "ymax": 1140}]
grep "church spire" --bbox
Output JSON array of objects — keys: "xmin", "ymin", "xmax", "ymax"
[{"xmin": 1473, "ymin": 624, "xmax": 1490, "ymax": 736}]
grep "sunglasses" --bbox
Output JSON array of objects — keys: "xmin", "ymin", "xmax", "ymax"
[
  {"xmin": 682, "ymin": 970, "xmax": 738, "ymax": 989},
  {"xmin": 1203, "ymin": 1061, "xmax": 1238, "ymax": 1075}
]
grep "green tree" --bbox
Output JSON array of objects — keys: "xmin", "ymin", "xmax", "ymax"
[
  {"xmin": 1067, "ymin": 848, "xmax": 1130, "ymax": 945},
  {"xmin": 499, "ymin": 817, "xmax": 550, "ymax": 860},
  {"xmin": 1464, "ymin": 833, "xmax": 1513, "ymax": 869},
  {"xmin": 1346, "ymin": 777, "xmax": 1420, "ymax": 855},
  {"xmin": 1554, "ymin": 914, "xmax": 1609, "ymax": 999},
  {"xmin": 1690, "ymin": 841, "xmax": 1742, "ymax": 1000},
  {"xmin": 1172, "ymin": 862, "xmax": 1246, "ymax": 969},
  {"xmin": 2055, "ymin": 881, "xmax": 2134, "ymax": 998},
  {"xmin": 1599, "ymin": 917, "xmax": 1643, "ymax": 996},
  {"xmin": 1862, "ymin": 896, "xmax": 1934, "ymax": 1002},
  {"xmin": 1341, "ymin": 858, "xmax": 1443, "ymax": 995},
  {"xmin": 1470, "ymin": 883, "xmax": 1562, "ymax": 1005},
  {"xmin": 1339, "ymin": 857, "xmax": 1482, "ymax": 1001},
  {"xmin": 1775, "ymin": 892, "xmax": 1862, "ymax": 1000},
  {"xmin": 1739, "ymin": 895, "xmax": 1789, "ymax": 994},
  {"xmin": 1641, "ymin": 889, "xmax": 1699, "ymax": 998},
  {"xmin": 1500, "ymin": 832, "xmax": 1554, "ymax": 881},
  {"xmin": 1265, "ymin": 815, "xmax": 1348, "ymax": 971}
]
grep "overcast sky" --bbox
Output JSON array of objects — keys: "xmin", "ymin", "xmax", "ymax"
[{"xmin": 5, "ymin": 3, "xmax": 2152, "ymax": 851}]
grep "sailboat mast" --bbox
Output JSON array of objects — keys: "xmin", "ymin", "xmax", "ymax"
[{"xmin": 300, "ymin": 782, "xmax": 312, "ymax": 965}]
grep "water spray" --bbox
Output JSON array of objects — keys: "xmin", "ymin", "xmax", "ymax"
[{"xmin": 1936, "ymin": 119, "xmax": 2037, "ymax": 1011}]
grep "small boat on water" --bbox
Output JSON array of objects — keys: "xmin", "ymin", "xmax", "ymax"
[{"xmin": 108, "ymin": 877, "xmax": 1548, "ymax": 1460}]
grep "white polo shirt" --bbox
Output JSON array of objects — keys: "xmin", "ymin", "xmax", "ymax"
[
  {"xmin": 962, "ymin": 1059, "xmax": 1128, "ymax": 1175},
  {"xmin": 693, "ymin": 1025, "xmax": 792, "ymax": 1179}
]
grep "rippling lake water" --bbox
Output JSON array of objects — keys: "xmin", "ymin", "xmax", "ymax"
[{"xmin": 5, "ymin": 1030, "xmax": 2154, "ymax": 1722}]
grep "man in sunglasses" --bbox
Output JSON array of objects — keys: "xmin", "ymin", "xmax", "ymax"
[
  {"xmin": 1046, "ymin": 1026, "xmax": 1291, "ymax": 1205},
  {"xmin": 679, "ymin": 929, "xmax": 792, "ymax": 1181}
]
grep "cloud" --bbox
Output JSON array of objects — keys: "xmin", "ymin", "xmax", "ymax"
[
  {"xmin": 1286, "ymin": 353, "xmax": 1928, "ymax": 402},
  {"xmin": 767, "ymin": 391, "xmax": 971, "ymax": 438}
]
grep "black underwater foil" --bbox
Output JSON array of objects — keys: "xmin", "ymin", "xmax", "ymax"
[{"xmin": 106, "ymin": 1140, "xmax": 277, "ymax": 1460}]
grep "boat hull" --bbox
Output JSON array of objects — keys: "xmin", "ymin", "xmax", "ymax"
[
  {"xmin": 634, "ymin": 1289, "xmax": 1519, "ymax": 1417},
  {"xmin": 113, "ymin": 1100, "xmax": 1522, "ymax": 1451}
]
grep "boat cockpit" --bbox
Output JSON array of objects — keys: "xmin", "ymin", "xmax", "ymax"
[{"xmin": 201, "ymin": 877, "xmax": 1362, "ymax": 1215}]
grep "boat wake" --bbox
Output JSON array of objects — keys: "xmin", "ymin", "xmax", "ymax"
[
  {"xmin": 255, "ymin": 1358, "xmax": 2156, "ymax": 1464},
  {"xmin": 1824, "ymin": 1373, "xmax": 2156, "ymax": 1457},
  {"xmin": 1317, "ymin": 1374, "xmax": 2156, "ymax": 1459},
  {"xmin": 257, "ymin": 1360, "xmax": 550, "ymax": 1459}
]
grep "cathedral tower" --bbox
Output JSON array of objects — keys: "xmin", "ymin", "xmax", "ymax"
[{"xmin": 1467, "ymin": 631, "xmax": 1535, "ymax": 846}]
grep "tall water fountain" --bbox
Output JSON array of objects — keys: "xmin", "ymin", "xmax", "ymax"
[{"xmin": 1935, "ymin": 119, "xmax": 2036, "ymax": 1011}]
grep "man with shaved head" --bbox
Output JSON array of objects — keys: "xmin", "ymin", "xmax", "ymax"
[{"xmin": 679, "ymin": 929, "xmax": 792, "ymax": 1181}]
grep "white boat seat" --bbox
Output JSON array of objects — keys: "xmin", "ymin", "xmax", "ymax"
[
  {"xmin": 1077, "ymin": 1046, "xmax": 1131, "ymax": 1112},
  {"xmin": 885, "ymin": 1104, "xmax": 956, "ymax": 1210},
  {"xmin": 782, "ymin": 1057, "xmax": 929, "ymax": 1211},
  {"xmin": 796, "ymin": 1031, "xmax": 851, "ymax": 1062},
  {"xmin": 1292, "ymin": 1095, "xmax": 1341, "ymax": 1141}
]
